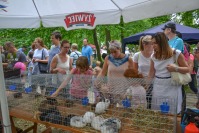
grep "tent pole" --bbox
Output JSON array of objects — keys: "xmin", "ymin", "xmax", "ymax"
[{"xmin": 0, "ymin": 51, "xmax": 12, "ymax": 133}]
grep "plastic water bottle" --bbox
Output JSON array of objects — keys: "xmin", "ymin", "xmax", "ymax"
[
  {"xmin": 52, "ymin": 74, "xmax": 57, "ymax": 85},
  {"xmin": 87, "ymin": 86, "xmax": 96, "ymax": 104}
]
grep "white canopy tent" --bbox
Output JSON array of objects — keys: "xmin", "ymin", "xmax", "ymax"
[
  {"xmin": 34, "ymin": 0, "xmax": 121, "ymax": 30},
  {"xmin": 113, "ymin": 0, "xmax": 199, "ymax": 23},
  {"xmin": 0, "ymin": 0, "xmax": 199, "ymax": 30},
  {"xmin": 0, "ymin": 0, "xmax": 199, "ymax": 132},
  {"xmin": 0, "ymin": 0, "xmax": 40, "ymax": 28}
]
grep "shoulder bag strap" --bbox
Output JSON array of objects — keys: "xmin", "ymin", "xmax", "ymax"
[
  {"xmin": 74, "ymin": 51, "xmax": 79, "ymax": 57},
  {"xmin": 173, "ymin": 49, "xmax": 178, "ymax": 64},
  {"xmin": 41, "ymin": 49, "xmax": 44, "ymax": 60}
]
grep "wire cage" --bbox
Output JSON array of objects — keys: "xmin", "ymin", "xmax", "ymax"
[
  {"xmin": 180, "ymin": 93, "xmax": 199, "ymax": 133},
  {"xmin": 5, "ymin": 74, "xmax": 178, "ymax": 133}
]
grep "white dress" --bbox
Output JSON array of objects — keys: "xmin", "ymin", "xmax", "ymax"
[{"xmin": 151, "ymin": 50, "xmax": 182, "ymax": 114}]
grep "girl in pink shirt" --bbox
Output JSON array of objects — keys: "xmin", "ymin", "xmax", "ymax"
[{"xmin": 52, "ymin": 56, "xmax": 93, "ymax": 98}]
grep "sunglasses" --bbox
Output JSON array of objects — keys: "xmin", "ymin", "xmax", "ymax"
[{"xmin": 142, "ymin": 41, "xmax": 151, "ymax": 45}]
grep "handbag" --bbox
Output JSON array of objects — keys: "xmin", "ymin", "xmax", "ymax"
[
  {"xmin": 38, "ymin": 49, "xmax": 48, "ymax": 73},
  {"xmin": 171, "ymin": 50, "xmax": 191, "ymax": 85}
]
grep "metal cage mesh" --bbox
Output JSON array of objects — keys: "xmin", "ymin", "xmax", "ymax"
[{"xmin": 4, "ymin": 74, "xmax": 177, "ymax": 133}]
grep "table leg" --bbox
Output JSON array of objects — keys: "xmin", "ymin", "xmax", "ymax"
[
  {"xmin": 33, "ymin": 122, "xmax": 37, "ymax": 133},
  {"xmin": 10, "ymin": 116, "xmax": 17, "ymax": 133}
]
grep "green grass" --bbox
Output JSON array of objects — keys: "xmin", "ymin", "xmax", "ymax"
[{"xmin": 184, "ymin": 84, "xmax": 194, "ymax": 93}]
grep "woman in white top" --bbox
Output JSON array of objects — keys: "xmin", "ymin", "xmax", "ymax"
[
  {"xmin": 32, "ymin": 38, "xmax": 49, "ymax": 75},
  {"xmin": 133, "ymin": 35, "xmax": 153, "ymax": 109},
  {"xmin": 50, "ymin": 40, "xmax": 72, "ymax": 83},
  {"xmin": 148, "ymin": 32, "xmax": 189, "ymax": 114},
  {"xmin": 133, "ymin": 35, "xmax": 153, "ymax": 77}
]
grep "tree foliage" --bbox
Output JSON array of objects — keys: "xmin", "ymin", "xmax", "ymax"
[{"xmin": 0, "ymin": 10, "xmax": 198, "ymax": 53}]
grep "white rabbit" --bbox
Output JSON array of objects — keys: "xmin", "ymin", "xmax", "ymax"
[
  {"xmin": 95, "ymin": 102, "xmax": 106, "ymax": 114},
  {"xmin": 70, "ymin": 116, "xmax": 86, "ymax": 128},
  {"xmin": 91, "ymin": 116, "xmax": 104, "ymax": 131},
  {"xmin": 100, "ymin": 118, "xmax": 121, "ymax": 133},
  {"xmin": 104, "ymin": 99, "xmax": 110, "ymax": 109},
  {"xmin": 83, "ymin": 112, "xmax": 95, "ymax": 124}
]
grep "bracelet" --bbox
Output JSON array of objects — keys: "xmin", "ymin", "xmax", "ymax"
[{"xmin": 175, "ymin": 66, "xmax": 179, "ymax": 72}]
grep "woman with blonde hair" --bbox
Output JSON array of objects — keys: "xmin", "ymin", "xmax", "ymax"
[
  {"xmin": 133, "ymin": 35, "xmax": 154, "ymax": 108},
  {"xmin": 133, "ymin": 35, "xmax": 153, "ymax": 77}
]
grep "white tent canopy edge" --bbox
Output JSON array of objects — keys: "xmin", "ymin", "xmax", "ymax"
[{"xmin": 0, "ymin": 0, "xmax": 199, "ymax": 29}]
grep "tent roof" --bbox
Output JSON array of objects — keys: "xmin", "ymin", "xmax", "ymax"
[
  {"xmin": 34, "ymin": 0, "xmax": 121, "ymax": 30},
  {"xmin": 123, "ymin": 21, "xmax": 199, "ymax": 45},
  {"xmin": 0, "ymin": 0, "xmax": 40, "ymax": 28},
  {"xmin": 113, "ymin": 0, "xmax": 199, "ymax": 23},
  {"xmin": 1, "ymin": 0, "xmax": 199, "ymax": 30}
]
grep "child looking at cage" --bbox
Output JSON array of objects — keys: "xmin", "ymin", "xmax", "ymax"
[
  {"xmin": 123, "ymin": 68, "xmax": 147, "ymax": 109},
  {"xmin": 51, "ymin": 56, "xmax": 93, "ymax": 99}
]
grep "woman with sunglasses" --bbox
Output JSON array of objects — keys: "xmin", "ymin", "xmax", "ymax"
[
  {"xmin": 133, "ymin": 35, "xmax": 154, "ymax": 109},
  {"xmin": 50, "ymin": 40, "xmax": 72, "ymax": 83},
  {"xmin": 148, "ymin": 32, "xmax": 189, "ymax": 114}
]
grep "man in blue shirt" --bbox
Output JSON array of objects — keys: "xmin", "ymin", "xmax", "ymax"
[
  {"xmin": 163, "ymin": 22, "xmax": 185, "ymax": 114},
  {"xmin": 18, "ymin": 45, "xmax": 27, "ymax": 53},
  {"xmin": 48, "ymin": 31, "xmax": 62, "ymax": 72},
  {"xmin": 81, "ymin": 38, "xmax": 93, "ymax": 68},
  {"xmin": 162, "ymin": 22, "xmax": 184, "ymax": 52}
]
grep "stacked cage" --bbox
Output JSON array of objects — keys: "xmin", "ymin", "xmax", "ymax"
[
  {"xmin": 5, "ymin": 74, "xmax": 177, "ymax": 133},
  {"xmin": 180, "ymin": 93, "xmax": 199, "ymax": 133}
]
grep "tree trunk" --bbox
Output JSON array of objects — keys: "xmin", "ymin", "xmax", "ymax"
[
  {"xmin": 105, "ymin": 27, "xmax": 111, "ymax": 54},
  {"xmin": 93, "ymin": 28, "xmax": 102, "ymax": 62},
  {"xmin": 120, "ymin": 17, "xmax": 125, "ymax": 53}
]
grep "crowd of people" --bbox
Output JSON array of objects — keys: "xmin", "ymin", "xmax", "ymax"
[{"xmin": 1, "ymin": 22, "xmax": 199, "ymax": 115}]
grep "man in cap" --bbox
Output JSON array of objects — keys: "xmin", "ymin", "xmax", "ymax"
[
  {"xmin": 163, "ymin": 22, "xmax": 186, "ymax": 114},
  {"xmin": 162, "ymin": 22, "xmax": 184, "ymax": 53}
]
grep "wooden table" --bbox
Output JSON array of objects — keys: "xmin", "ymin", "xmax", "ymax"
[
  {"xmin": 9, "ymin": 103, "xmax": 182, "ymax": 133},
  {"xmin": 6, "ymin": 91, "xmax": 180, "ymax": 133}
]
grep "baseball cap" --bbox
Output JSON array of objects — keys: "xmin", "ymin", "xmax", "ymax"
[{"xmin": 162, "ymin": 22, "xmax": 176, "ymax": 30}]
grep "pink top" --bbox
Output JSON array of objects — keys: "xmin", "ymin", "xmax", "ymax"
[
  {"xmin": 69, "ymin": 68, "xmax": 93, "ymax": 98},
  {"xmin": 190, "ymin": 54, "xmax": 196, "ymax": 74}
]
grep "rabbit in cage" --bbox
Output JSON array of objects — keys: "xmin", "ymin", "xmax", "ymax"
[
  {"xmin": 83, "ymin": 111, "xmax": 95, "ymax": 124},
  {"xmin": 95, "ymin": 98, "xmax": 110, "ymax": 114},
  {"xmin": 100, "ymin": 118, "xmax": 121, "ymax": 133},
  {"xmin": 123, "ymin": 68, "xmax": 147, "ymax": 109}
]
